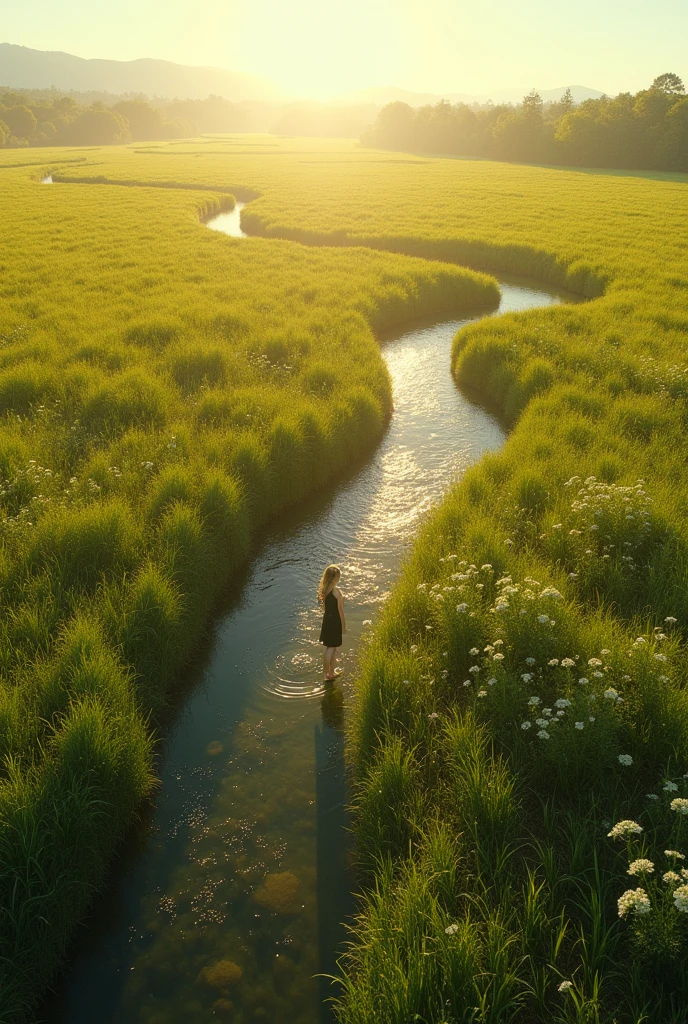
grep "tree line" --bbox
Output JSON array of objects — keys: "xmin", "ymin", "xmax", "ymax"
[
  {"xmin": 0, "ymin": 91, "xmax": 195, "ymax": 147},
  {"xmin": 362, "ymin": 74, "xmax": 688, "ymax": 173},
  {"xmin": 0, "ymin": 88, "xmax": 378, "ymax": 146}
]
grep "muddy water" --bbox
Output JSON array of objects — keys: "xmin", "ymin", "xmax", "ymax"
[{"xmin": 46, "ymin": 280, "xmax": 568, "ymax": 1024}]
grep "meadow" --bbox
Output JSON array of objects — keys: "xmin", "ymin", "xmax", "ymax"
[
  {"xmin": 1, "ymin": 136, "xmax": 688, "ymax": 1022},
  {"xmin": 0, "ymin": 142, "xmax": 496, "ymax": 1022}
]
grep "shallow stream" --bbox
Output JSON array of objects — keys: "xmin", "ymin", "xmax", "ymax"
[{"xmin": 44, "ymin": 203, "xmax": 569, "ymax": 1024}]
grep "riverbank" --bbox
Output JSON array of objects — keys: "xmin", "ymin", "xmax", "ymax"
[{"xmin": 42, "ymin": 282, "xmax": 565, "ymax": 1023}]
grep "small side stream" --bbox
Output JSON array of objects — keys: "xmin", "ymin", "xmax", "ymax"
[{"xmin": 43, "ymin": 194, "xmax": 572, "ymax": 1024}]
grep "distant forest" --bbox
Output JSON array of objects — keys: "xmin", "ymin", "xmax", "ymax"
[
  {"xmin": 363, "ymin": 74, "xmax": 688, "ymax": 172},
  {"xmin": 3, "ymin": 74, "xmax": 688, "ymax": 174},
  {"xmin": 0, "ymin": 87, "xmax": 375, "ymax": 146},
  {"xmin": 0, "ymin": 90, "xmax": 260, "ymax": 146}
]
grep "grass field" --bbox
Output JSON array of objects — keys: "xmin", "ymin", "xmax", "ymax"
[
  {"xmin": 1, "ymin": 136, "xmax": 688, "ymax": 1022},
  {"xmin": 0, "ymin": 140, "xmax": 497, "ymax": 1022}
]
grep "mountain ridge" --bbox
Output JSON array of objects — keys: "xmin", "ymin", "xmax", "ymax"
[
  {"xmin": 0, "ymin": 42, "xmax": 605, "ymax": 107},
  {"xmin": 0, "ymin": 43, "xmax": 282, "ymax": 102}
]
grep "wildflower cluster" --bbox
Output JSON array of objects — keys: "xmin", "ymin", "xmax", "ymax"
[
  {"xmin": 617, "ymin": 888, "xmax": 652, "ymax": 917},
  {"xmin": 608, "ymin": 779, "xmax": 688, "ymax": 936},
  {"xmin": 519, "ymin": 648, "xmax": 624, "ymax": 750},
  {"xmin": 637, "ymin": 353, "xmax": 688, "ymax": 401},
  {"xmin": 543, "ymin": 477, "xmax": 662, "ymax": 605},
  {"xmin": 0, "ymin": 458, "xmax": 70, "ymax": 535}
]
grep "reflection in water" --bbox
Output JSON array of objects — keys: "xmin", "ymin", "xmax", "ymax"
[
  {"xmin": 206, "ymin": 201, "xmax": 248, "ymax": 238},
  {"xmin": 46, "ymin": 282, "xmax": 565, "ymax": 1024}
]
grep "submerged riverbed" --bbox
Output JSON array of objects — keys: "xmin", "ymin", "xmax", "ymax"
[{"xmin": 43, "ymin": 207, "xmax": 569, "ymax": 1022}]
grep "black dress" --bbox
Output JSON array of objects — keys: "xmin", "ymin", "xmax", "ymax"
[{"xmin": 319, "ymin": 590, "xmax": 342, "ymax": 647}]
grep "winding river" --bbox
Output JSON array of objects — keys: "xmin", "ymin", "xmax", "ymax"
[{"xmin": 43, "ymin": 198, "xmax": 572, "ymax": 1024}]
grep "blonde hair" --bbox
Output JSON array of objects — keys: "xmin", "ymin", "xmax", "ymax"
[{"xmin": 318, "ymin": 564, "xmax": 340, "ymax": 605}]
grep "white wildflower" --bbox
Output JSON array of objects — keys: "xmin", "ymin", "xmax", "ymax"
[
  {"xmin": 617, "ymin": 888, "xmax": 651, "ymax": 918},
  {"xmin": 456, "ymin": 603, "xmax": 469, "ymax": 613},
  {"xmin": 627, "ymin": 859, "xmax": 654, "ymax": 876},
  {"xmin": 665, "ymin": 850, "xmax": 685, "ymax": 860},
  {"xmin": 604, "ymin": 688, "xmax": 619, "ymax": 701},
  {"xmin": 588, "ymin": 658, "xmax": 603, "ymax": 667},
  {"xmin": 673, "ymin": 885, "xmax": 688, "ymax": 913},
  {"xmin": 575, "ymin": 722, "xmax": 584, "ymax": 730},
  {"xmin": 555, "ymin": 698, "xmax": 571, "ymax": 709},
  {"xmin": 558, "ymin": 980, "xmax": 573, "ymax": 992},
  {"xmin": 540, "ymin": 587, "xmax": 563, "ymax": 600},
  {"xmin": 444, "ymin": 923, "xmax": 459, "ymax": 935},
  {"xmin": 528, "ymin": 696, "xmax": 541, "ymax": 706},
  {"xmin": 618, "ymin": 754, "xmax": 633, "ymax": 766},
  {"xmin": 663, "ymin": 781, "xmax": 679, "ymax": 792},
  {"xmin": 670, "ymin": 798, "xmax": 688, "ymax": 815},
  {"xmin": 538, "ymin": 614, "xmax": 550, "ymax": 624},
  {"xmin": 608, "ymin": 820, "xmax": 643, "ymax": 840},
  {"xmin": 521, "ymin": 721, "xmax": 532, "ymax": 730},
  {"xmin": 548, "ymin": 658, "xmax": 559, "ymax": 667},
  {"xmin": 578, "ymin": 677, "xmax": 589, "ymax": 685},
  {"xmin": 477, "ymin": 690, "xmax": 487, "ymax": 698},
  {"xmin": 663, "ymin": 871, "xmax": 681, "ymax": 884},
  {"xmin": 561, "ymin": 658, "xmax": 576, "ymax": 668},
  {"xmin": 537, "ymin": 729, "xmax": 550, "ymax": 740}
]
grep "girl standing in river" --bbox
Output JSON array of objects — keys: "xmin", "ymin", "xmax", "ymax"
[{"xmin": 318, "ymin": 564, "xmax": 346, "ymax": 681}]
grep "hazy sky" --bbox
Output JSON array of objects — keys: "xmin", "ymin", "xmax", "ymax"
[{"xmin": 4, "ymin": 0, "xmax": 688, "ymax": 99}]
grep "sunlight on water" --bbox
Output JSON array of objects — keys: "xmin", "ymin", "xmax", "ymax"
[
  {"xmin": 47, "ymin": 281, "xmax": 567, "ymax": 1024},
  {"xmin": 206, "ymin": 202, "xmax": 248, "ymax": 238}
]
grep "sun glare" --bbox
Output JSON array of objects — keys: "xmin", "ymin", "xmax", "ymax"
[{"xmin": 232, "ymin": 0, "xmax": 406, "ymax": 98}]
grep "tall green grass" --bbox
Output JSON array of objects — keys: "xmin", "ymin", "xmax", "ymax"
[
  {"xmin": 2, "ymin": 136, "xmax": 687, "ymax": 1021},
  {"xmin": 0, "ymin": 146, "xmax": 497, "ymax": 1020}
]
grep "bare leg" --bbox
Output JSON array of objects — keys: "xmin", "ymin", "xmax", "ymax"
[{"xmin": 324, "ymin": 647, "xmax": 337, "ymax": 679}]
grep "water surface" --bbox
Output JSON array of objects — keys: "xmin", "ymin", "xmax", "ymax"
[
  {"xmin": 45, "ymin": 280, "xmax": 566, "ymax": 1024},
  {"xmin": 206, "ymin": 201, "xmax": 247, "ymax": 238}
]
